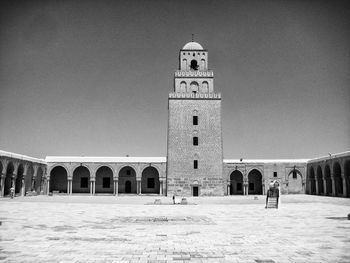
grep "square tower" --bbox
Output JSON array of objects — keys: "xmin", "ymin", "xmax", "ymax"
[{"xmin": 167, "ymin": 41, "xmax": 224, "ymax": 196}]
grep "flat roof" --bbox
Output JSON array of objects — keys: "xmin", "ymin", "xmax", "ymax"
[
  {"xmin": 0, "ymin": 150, "xmax": 46, "ymax": 164},
  {"xmin": 223, "ymin": 159, "xmax": 309, "ymax": 164},
  {"xmin": 46, "ymin": 156, "xmax": 167, "ymax": 163}
]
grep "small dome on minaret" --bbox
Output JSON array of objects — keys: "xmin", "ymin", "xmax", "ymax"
[{"xmin": 182, "ymin": 41, "xmax": 204, "ymax": 50}]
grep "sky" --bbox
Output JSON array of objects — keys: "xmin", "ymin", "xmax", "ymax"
[{"xmin": 0, "ymin": 0, "xmax": 349, "ymax": 159}]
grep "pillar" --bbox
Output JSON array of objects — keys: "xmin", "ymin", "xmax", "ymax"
[
  {"xmin": 114, "ymin": 180, "xmax": 118, "ymax": 196},
  {"xmin": 12, "ymin": 174, "xmax": 16, "ymax": 195},
  {"xmin": 21, "ymin": 178, "xmax": 25, "ymax": 196},
  {"xmin": 137, "ymin": 179, "xmax": 141, "ymax": 195},
  {"xmin": 160, "ymin": 180, "xmax": 163, "ymax": 195},
  {"xmin": 0, "ymin": 175, "xmax": 5, "ymax": 197},
  {"xmin": 341, "ymin": 174, "xmax": 347, "ymax": 197},
  {"xmin": 331, "ymin": 176, "xmax": 336, "ymax": 196},
  {"xmin": 47, "ymin": 178, "xmax": 50, "ymax": 194},
  {"xmin": 92, "ymin": 180, "xmax": 95, "ymax": 195},
  {"xmin": 315, "ymin": 177, "xmax": 319, "ymax": 195},
  {"xmin": 90, "ymin": 181, "xmax": 93, "ymax": 195},
  {"xmin": 322, "ymin": 179, "xmax": 327, "ymax": 196},
  {"xmin": 31, "ymin": 177, "xmax": 35, "ymax": 192}
]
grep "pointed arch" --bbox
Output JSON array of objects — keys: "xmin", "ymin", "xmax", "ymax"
[
  {"xmin": 308, "ymin": 166, "xmax": 316, "ymax": 195},
  {"xmin": 316, "ymin": 166, "xmax": 324, "ymax": 195},
  {"xmin": 50, "ymin": 165, "xmax": 68, "ymax": 193},
  {"xmin": 95, "ymin": 166, "xmax": 113, "ymax": 194},
  {"xmin": 333, "ymin": 162, "xmax": 342, "ymax": 196},
  {"xmin": 287, "ymin": 169, "xmax": 303, "ymax": 194},
  {"xmin": 229, "ymin": 170, "xmax": 243, "ymax": 195},
  {"xmin": 141, "ymin": 166, "xmax": 160, "ymax": 194},
  {"xmin": 248, "ymin": 169, "xmax": 262, "ymax": 194},
  {"xmin": 72, "ymin": 166, "xmax": 90, "ymax": 193},
  {"xmin": 118, "ymin": 166, "xmax": 137, "ymax": 194}
]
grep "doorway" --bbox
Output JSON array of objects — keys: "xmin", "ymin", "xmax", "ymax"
[
  {"xmin": 125, "ymin": 181, "xmax": 131, "ymax": 193},
  {"xmin": 193, "ymin": 186, "xmax": 199, "ymax": 196}
]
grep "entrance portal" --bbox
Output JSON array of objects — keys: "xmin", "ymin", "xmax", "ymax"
[{"xmin": 193, "ymin": 186, "xmax": 199, "ymax": 196}]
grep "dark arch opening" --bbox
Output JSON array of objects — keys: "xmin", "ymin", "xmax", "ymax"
[
  {"xmin": 333, "ymin": 162, "xmax": 343, "ymax": 196},
  {"xmin": 229, "ymin": 170, "xmax": 243, "ymax": 195},
  {"xmin": 118, "ymin": 166, "xmax": 136, "ymax": 194},
  {"xmin": 72, "ymin": 166, "xmax": 90, "ymax": 194},
  {"xmin": 125, "ymin": 180, "xmax": 132, "ymax": 193},
  {"xmin": 345, "ymin": 160, "xmax": 350, "ymax": 198},
  {"xmin": 324, "ymin": 165, "xmax": 332, "ymax": 196},
  {"xmin": 35, "ymin": 167, "xmax": 44, "ymax": 194},
  {"xmin": 309, "ymin": 166, "xmax": 316, "ymax": 195},
  {"xmin": 15, "ymin": 164, "xmax": 24, "ymax": 195},
  {"xmin": 50, "ymin": 166, "xmax": 68, "ymax": 193},
  {"xmin": 316, "ymin": 166, "xmax": 324, "ymax": 195},
  {"xmin": 141, "ymin": 167, "xmax": 160, "ymax": 194},
  {"xmin": 4, "ymin": 162, "xmax": 14, "ymax": 196},
  {"xmin": 25, "ymin": 166, "xmax": 34, "ymax": 194},
  {"xmin": 248, "ymin": 169, "xmax": 262, "ymax": 195},
  {"xmin": 190, "ymin": 59, "xmax": 198, "ymax": 70},
  {"xmin": 95, "ymin": 166, "xmax": 113, "ymax": 194}
]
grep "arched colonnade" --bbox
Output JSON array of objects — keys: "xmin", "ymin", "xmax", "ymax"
[
  {"xmin": 0, "ymin": 154, "xmax": 47, "ymax": 197},
  {"xmin": 48, "ymin": 163, "xmax": 165, "ymax": 196},
  {"xmin": 307, "ymin": 157, "xmax": 350, "ymax": 198}
]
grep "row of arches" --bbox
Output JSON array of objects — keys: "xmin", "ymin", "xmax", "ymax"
[
  {"xmin": 181, "ymin": 58, "xmax": 206, "ymax": 71},
  {"xmin": 228, "ymin": 168, "xmax": 304, "ymax": 195},
  {"xmin": 1, "ymin": 161, "xmax": 45, "ymax": 197},
  {"xmin": 307, "ymin": 160, "xmax": 350, "ymax": 197},
  {"xmin": 229, "ymin": 169, "xmax": 263, "ymax": 195},
  {"xmin": 49, "ymin": 165, "xmax": 161, "ymax": 194},
  {"xmin": 178, "ymin": 81, "xmax": 211, "ymax": 94}
]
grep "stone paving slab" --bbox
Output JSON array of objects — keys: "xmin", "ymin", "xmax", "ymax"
[{"xmin": 0, "ymin": 195, "xmax": 349, "ymax": 263}]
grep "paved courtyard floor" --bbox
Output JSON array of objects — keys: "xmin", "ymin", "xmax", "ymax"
[{"xmin": 0, "ymin": 195, "xmax": 349, "ymax": 263}]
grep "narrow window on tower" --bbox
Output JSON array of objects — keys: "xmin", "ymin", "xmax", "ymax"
[
  {"xmin": 193, "ymin": 116, "xmax": 198, "ymax": 125},
  {"xmin": 273, "ymin": 172, "xmax": 277, "ymax": 177},
  {"xmin": 193, "ymin": 136, "xmax": 198, "ymax": 146},
  {"xmin": 194, "ymin": 160, "xmax": 198, "ymax": 169}
]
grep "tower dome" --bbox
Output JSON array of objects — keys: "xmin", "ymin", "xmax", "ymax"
[{"xmin": 182, "ymin": 41, "xmax": 204, "ymax": 50}]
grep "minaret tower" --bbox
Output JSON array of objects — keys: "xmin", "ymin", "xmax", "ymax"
[{"xmin": 166, "ymin": 41, "xmax": 224, "ymax": 196}]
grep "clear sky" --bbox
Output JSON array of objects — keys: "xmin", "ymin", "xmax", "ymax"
[{"xmin": 0, "ymin": 0, "xmax": 349, "ymax": 159}]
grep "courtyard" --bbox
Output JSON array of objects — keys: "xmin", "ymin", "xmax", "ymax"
[{"xmin": 0, "ymin": 195, "xmax": 349, "ymax": 263}]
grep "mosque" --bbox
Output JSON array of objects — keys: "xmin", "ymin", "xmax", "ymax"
[{"xmin": 1, "ymin": 41, "xmax": 349, "ymax": 198}]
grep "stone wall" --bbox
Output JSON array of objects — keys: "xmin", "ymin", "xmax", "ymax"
[{"xmin": 167, "ymin": 98, "xmax": 224, "ymax": 196}]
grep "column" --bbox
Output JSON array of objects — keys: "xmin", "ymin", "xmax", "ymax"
[
  {"xmin": 331, "ymin": 176, "xmax": 336, "ymax": 196},
  {"xmin": 67, "ymin": 180, "xmax": 70, "ymax": 195},
  {"xmin": 92, "ymin": 180, "xmax": 95, "ymax": 195},
  {"xmin": 21, "ymin": 178, "xmax": 25, "ymax": 196},
  {"xmin": 315, "ymin": 177, "xmax": 319, "ymax": 195},
  {"xmin": 323, "ymin": 179, "xmax": 327, "ymax": 196},
  {"xmin": 341, "ymin": 173, "xmax": 347, "ymax": 197},
  {"xmin": 90, "ymin": 181, "xmax": 93, "ymax": 195},
  {"xmin": 137, "ymin": 179, "xmax": 141, "ymax": 195},
  {"xmin": 0, "ymin": 175, "xmax": 5, "ymax": 197},
  {"xmin": 159, "ymin": 180, "xmax": 163, "ymax": 195},
  {"xmin": 47, "ymin": 178, "xmax": 50, "ymax": 195},
  {"xmin": 114, "ymin": 180, "xmax": 118, "ymax": 196},
  {"xmin": 30, "ymin": 177, "xmax": 34, "ymax": 192},
  {"xmin": 12, "ymin": 174, "xmax": 16, "ymax": 195}
]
